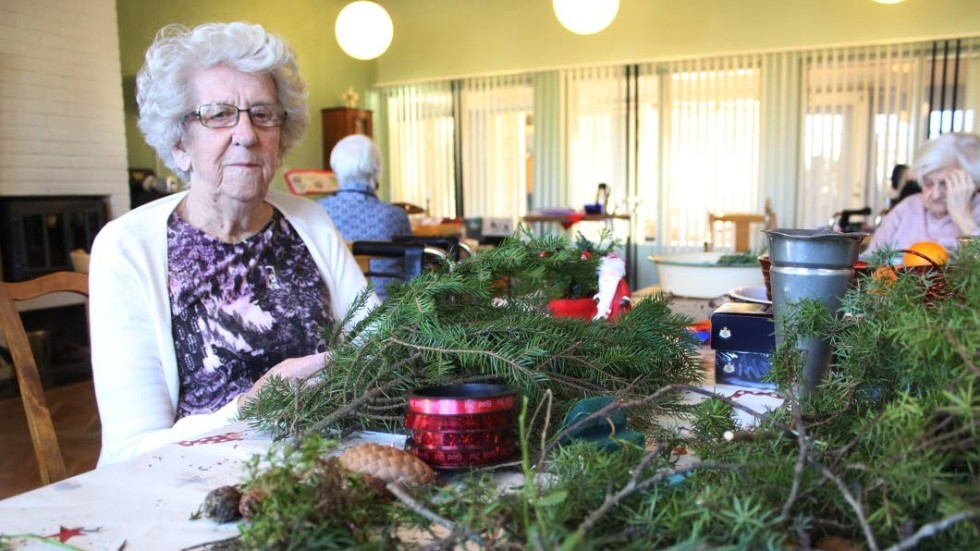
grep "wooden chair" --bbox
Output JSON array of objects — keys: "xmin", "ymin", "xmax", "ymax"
[
  {"xmin": 707, "ymin": 198, "xmax": 777, "ymax": 252},
  {"xmin": 0, "ymin": 271, "xmax": 89, "ymax": 485}
]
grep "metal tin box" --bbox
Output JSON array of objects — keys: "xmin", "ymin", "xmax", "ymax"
[{"xmin": 710, "ymin": 303, "xmax": 776, "ymax": 388}]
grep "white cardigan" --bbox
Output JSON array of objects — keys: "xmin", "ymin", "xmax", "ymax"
[{"xmin": 89, "ymin": 190, "xmax": 374, "ymax": 466}]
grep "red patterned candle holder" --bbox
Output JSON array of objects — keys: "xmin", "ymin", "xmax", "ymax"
[{"xmin": 405, "ymin": 383, "xmax": 518, "ymax": 468}]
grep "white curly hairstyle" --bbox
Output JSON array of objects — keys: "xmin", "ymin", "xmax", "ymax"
[
  {"xmin": 136, "ymin": 22, "xmax": 309, "ymax": 182},
  {"xmin": 914, "ymin": 132, "xmax": 980, "ymax": 186},
  {"xmin": 330, "ymin": 134, "xmax": 382, "ymax": 188}
]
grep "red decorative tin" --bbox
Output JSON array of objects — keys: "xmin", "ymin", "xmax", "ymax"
[
  {"xmin": 407, "ymin": 384, "xmax": 516, "ymax": 415},
  {"xmin": 406, "ymin": 384, "xmax": 518, "ymax": 468},
  {"xmin": 410, "ymin": 442, "xmax": 518, "ymax": 467},
  {"xmin": 411, "ymin": 427, "xmax": 515, "ymax": 449},
  {"xmin": 404, "ymin": 409, "xmax": 514, "ymax": 432}
]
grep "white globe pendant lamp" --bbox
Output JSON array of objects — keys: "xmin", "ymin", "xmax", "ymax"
[
  {"xmin": 553, "ymin": 0, "xmax": 620, "ymax": 35},
  {"xmin": 335, "ymin": 1, "xmax": 393, "ymax": 60}
]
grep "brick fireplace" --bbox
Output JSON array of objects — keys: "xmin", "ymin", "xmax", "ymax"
[{"xmin": 1, "ymin": 0, "xmax": 130, "ymax": 393}]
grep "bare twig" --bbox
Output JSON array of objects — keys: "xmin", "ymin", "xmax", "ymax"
[
  {"xmin": 943, "ymin": 327, "xmax": 979, "ymax": 376},
  {"xmin": 535, "ymin": 391, "xmax": 554, "ymax": 475},
  {"xmin": 884, "ymin": 510, "xmax": 980, "ymax": 551},
  {"xmin": 386, "ymin": 482, "xmax": 488, "ymax": 548},
  {"xmin": 812, "ymin": 461, "xmax": 879, "ymax": 551},
  {"xmin": 575, "ymin": 460, "xmax": 735, "ymax": 536},
  {"xmin": 179, "ymin": 535, "xmax": 240, "ymax": 550},
  {"xmin": 780, "ymin": 395, "xmax": 809, "ymax": 521}
]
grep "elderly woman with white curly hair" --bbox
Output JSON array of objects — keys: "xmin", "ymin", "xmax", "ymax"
[
  {"xmin": 867, "ymin": 132, "xmax": 980, "ymax": 254},
  {"xmin": 89, "ymin": 22, "xmax": 376, "ymax": 466}
]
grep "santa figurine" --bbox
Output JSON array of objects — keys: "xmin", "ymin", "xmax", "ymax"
[{"xmin": 593, "ymin": 254, "xmax": 632, "ymax": 321}]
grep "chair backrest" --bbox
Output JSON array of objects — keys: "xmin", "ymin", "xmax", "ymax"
[
  {"xmin": 827, "ymin": 206, "xmax": 873, "ymax": 233},
  {"xmin": 411, "ymin": 222, "xmax": 465, "ymax": 238},
  {"xmin": 707, "ymin": 198, "xmax": 777, "ymax": 252},
  {"xmin": 350, "ymin": 241, "xmax": 449, "ymax": 282},
  {"xmin": 391, "ymin": 235, "xmax": 473, "ymax": 262},
  {"xmin": 0, "ymin": 271, "xmax": 88, "ymax": 485}
]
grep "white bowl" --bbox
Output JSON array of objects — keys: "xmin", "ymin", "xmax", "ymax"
[
  {"xmin": 729, "ymin": 285, "xmax": 771, "ymax": 305},
  {"xmin": 650, "ymin": 252, "xmax": 764, "ymax": 299}
]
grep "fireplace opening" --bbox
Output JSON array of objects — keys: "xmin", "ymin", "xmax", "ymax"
[
  {"xmin": 0, "ymin": 196, "xmax": 106, "ymax": 397},
  {"xmin": 0, "ymin": 196, "xmax": 107, "ymax": 282}
]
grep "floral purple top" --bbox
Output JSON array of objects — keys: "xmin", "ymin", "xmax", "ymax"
[{"xmin": 167, "ymin": 209, "xmax": 333, "ymax": 419}]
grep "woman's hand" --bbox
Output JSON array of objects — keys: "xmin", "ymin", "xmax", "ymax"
[
  {"xmin": 945, "ymin": 168, "xmax": 978, "ymax": 235},
  {"xmin": 237, "ymin": 351, "xmax": 331, "ymax": 409}
]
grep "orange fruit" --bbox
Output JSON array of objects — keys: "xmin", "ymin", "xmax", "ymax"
[
  {"xmin": 903, "ymin": 241, "xmax": 948, "ymax": 267},
  {"xmin": 873, "ymin": 265, "xmax": 897, "ymax": 283}
]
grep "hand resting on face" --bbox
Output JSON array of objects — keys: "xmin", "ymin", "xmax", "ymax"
[{"xmin": 945, "ymin": 168, "xmax": 979, "ymax": 235}]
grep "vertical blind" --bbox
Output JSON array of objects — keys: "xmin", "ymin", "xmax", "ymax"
[
  {"xmin": 459, "ymin": 75, "xmax": 533, "ymax": 218},
  {"xmin": 375, "ymin": 34, "xmax": 980, "ymax": 258},
  {"xmin": 378, "ymin": 82, "xmax": 456, "ymax": 218},
  {"xmin": 656, "ymin": 54, "xmax": 764, "ymax": 252}
]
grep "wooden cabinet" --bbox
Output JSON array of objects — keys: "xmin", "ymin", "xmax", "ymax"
[{"xmin": 321, "ymin": 108, "xmax": 372, "ymax": 169}]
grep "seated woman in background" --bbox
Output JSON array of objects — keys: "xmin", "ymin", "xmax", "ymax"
[
  {"xmin": 888, "ymin": 163, "xmax": 921, "ymax": 208},
  {"xmin": 89, "ymin": 22, "xmax": 375, "ymax": 465},
  {"xmin": 866, "ymin": 132, "xmax": 980, "ymax": 255},
  {"xmin": 319, "ymin": 135, "xmax": 412, "ymax": 299}
]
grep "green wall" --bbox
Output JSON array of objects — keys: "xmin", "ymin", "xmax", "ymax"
[
  {"xmin": 377, "ymin": 0, "xmax": 980, "ymax": 83},
  {"xmin": 117, "ymin": 0, "xmax": 980, "ymax": 186},
  {"xmin": 116, "ymin": 0, "xmax": 375, "ymax": 190}
]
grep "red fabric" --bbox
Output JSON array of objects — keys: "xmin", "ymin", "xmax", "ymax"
[
  {"xmin": 560, "ymin": 213, "xmax": 586, "ymax": 230},
  {"xmin": 607, "ymin": 278, "xmax": 632, "ymax": 321},
  {"xmin": 548, "ymin": 297, "xmax": 597, "ymax": 319}
]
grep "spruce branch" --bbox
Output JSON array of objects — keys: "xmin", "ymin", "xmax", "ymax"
[
  {"xmin": 306, "ymin": 375, "xmax": 416, "ymax": 436},
  {"xmin": 384, "ymin": 334, "xmax": 542, "ymax": 384}
]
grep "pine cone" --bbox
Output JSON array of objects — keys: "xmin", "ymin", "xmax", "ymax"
[
  {"xmin": 338, "ymin": 443, "xmax": 436, "ymax": 486},
  {"xmin": 202, "ymin": 485, "xmax": 243, "ymax": 523},
  {"xmin": 814, "ymin": 535, "xmax": 864, "ymax": 551},
  {"xmin": 238, "ymin": 488, "xmax": 264, "ymax": 520}
]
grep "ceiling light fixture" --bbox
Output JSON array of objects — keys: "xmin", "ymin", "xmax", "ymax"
[
  {"xmin": 553, "ymin": 0, "xmax": 620, "ymax": 35},
  {"xmin": 335, "ymin": 1, "xmax": 393, "ymax": 60},
  {"xmin": 872, "ymin": 0, "xmax": 906, "ymax": 4}
]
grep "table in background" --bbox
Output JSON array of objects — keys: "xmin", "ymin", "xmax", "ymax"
[{"xmin": 522, "ymin": 213, "xmax": 634, "ymax": 281}]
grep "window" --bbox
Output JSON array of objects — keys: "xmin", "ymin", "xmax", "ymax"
[
  {"xmin": 380, "ymin": 83, "xmax": 456, "ymax": 218},
  {"xmin": 658, "ymin": 58, "xmax": 763, "ymax": 252},
  {"xmin": 460, "ymin": 76, "xmax": 533, "ymax": 219},
  {"xmin": 375, "ymin": 35, "xmax": 980, "ymax": 287}
]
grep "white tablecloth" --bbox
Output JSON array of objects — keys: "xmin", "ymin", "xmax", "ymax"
[
  {"xmin": 0, "ymin": 385, "xmax": 782, "ymax": 550},
  {"xmin": 0, "ymin": 423, "xmax": 406, "ymax": 550}
]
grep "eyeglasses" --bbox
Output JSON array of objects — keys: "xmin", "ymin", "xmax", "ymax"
[
  {"xmin": 190, "ymin": 103, "xmax": 287, "ymax": 128},
  {"xmin": 921, "ymin": 179, "xmax": 947, "ymax": 191}
]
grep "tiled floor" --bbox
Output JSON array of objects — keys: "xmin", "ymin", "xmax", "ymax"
[{"xmin": 0, "ymin": 380, "xmax": 100, "ymax": 499}]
